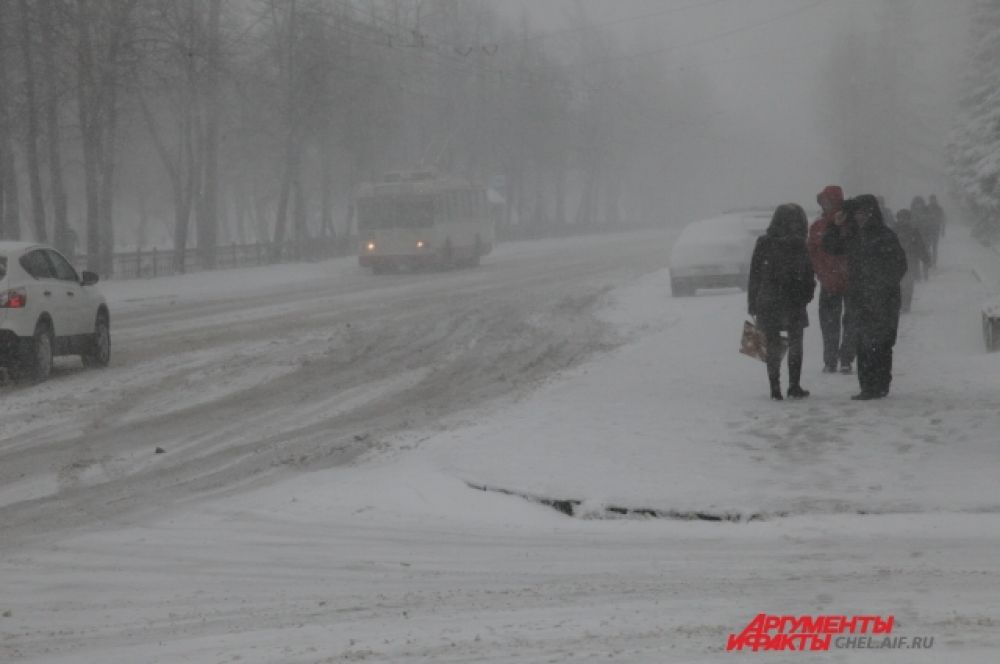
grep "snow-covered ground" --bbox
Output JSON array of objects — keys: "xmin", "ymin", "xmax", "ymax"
[{"xmin": 2, "ymin": 227, "xmax": 1000, "ymax": 662}]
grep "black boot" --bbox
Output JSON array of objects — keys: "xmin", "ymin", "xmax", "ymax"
[
  {"xmin": 787, "ymin": 385, "xmax": 810, "ymax": 399},
  {"xmin": 767, "ymin": 355, "xmax": 782, "ymax": 400},
  {"xmin": 787, "ymin": 347, "xmax": 808, "ymax": 399},
  {"xmin": 768, "ymin": 367, "xmax": 783, "ymax": 400}
]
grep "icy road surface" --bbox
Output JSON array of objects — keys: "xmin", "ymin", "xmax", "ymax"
[{"xmin": 0, "ymin": 232, "xmax": 668, "ymax": 544}]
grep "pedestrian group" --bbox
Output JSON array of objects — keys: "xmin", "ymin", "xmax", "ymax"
[{"xmin": 747, "ymin": 187, "xmax": 944, "ymax": 401}]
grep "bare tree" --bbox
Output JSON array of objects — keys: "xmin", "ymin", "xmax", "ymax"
[
  {"xmin": 197, "ymin": 0, "xmax": 221, "ymax": 268},
  {"xmin": 135, "ymin": 0, "xmax": 210, "ymax": 272},
  {"xmin": 18, "ymin": 0, "xmax": 48, "ymax": 242},
  {"xmin": 76, "ymin": 0, "xmax": 139, "ymax": 273},
  {"xmin": 0, "ymin": 2, "xmax": 22, "ymax": 240},
  {"xmin": 76, "ymin": 0, "xmax": 102, "ymax": 270},
  {"xmin": 40, "ymin": 0, "xmax": 71, "ymax": 255},
  {"xmin": 268, "ymin": 0, "xmax": 300, "ymax": 256},
  {"xmin": 0, "ymin": 0, "xmax": 693, "ymax": 272}
]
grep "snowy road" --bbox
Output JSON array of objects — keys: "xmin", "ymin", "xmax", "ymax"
[
  {"xmin": 3, "ymin": 228, "xmax": 1000, "ymax": 663},
  {"xmin": 0, "ymin": 232, "xmax": 671, "ymax": 544}
]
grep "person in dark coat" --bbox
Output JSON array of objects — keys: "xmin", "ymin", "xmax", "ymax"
[
  {"xmin": 807, "ymin": 185, "xmax": 856, "ymax": 374},
  {"xmin": 748, "ymin": 204, "xmax": 816, "ymax": 400},
  {"xmin": 910, "ymin": 196, "xmax": 935, "ymax": 279},
  {"xmin": 926, "ymin": 194, "xmax": 946, "ymax": 262},
  {"xmin": 893, "ymin": 209, "xmax": 931, "ymax": 313},
  {"xmin": 823, "ymin": 194, "xmax": 908, "ymax": 400}
]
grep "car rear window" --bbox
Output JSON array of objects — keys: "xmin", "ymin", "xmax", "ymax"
[
  {"xmin": 20, "ymin": 250, "xmax": 56, "ymax": 279},
  {"xmin": 0, "ymin": 255, "xmax": 6, "ymax": 280}
]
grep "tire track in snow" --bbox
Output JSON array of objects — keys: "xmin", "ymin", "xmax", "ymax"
[{"xmin": 0, "ymin": 232, "xmax": 671, "ymax": 547}]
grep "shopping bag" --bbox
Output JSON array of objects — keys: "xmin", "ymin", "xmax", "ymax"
[{"xmin": 739, "ymin": 320, "xmax": 787, "ymax": 362}]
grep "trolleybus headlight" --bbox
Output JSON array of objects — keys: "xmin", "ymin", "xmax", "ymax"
[
  {"xmin": 366, "ymin": 241, "xmax": 376, "ymax": 252},
  {"xmin": 416, "ymin": 240, "xmax": 425, "ymax": 249}
]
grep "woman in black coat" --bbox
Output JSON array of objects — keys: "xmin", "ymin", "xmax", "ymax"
[
  {"xmin": 748, "ymin": 204, "xmax": 816, "ymax": 400},
  {"xmin": 823, "ymin": 194, "xmax": 908, "ymax": 399}
]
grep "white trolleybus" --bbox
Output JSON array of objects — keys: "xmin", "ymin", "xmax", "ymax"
[{"xmin": 356, "ymin": 171, "xmax": 494, "ymax": 273}]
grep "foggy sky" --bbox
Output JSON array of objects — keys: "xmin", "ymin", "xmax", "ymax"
[{"xmin": 512, "ymin": 0, "xmax": 971, "ymax": 219}]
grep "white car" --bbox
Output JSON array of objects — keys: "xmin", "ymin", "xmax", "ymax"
[
  {"xmin": 669, "ymin": 209, "xmax": 773, "ymax": 296},
  {"xmin": 0, "ymin": 242, "xmax": 110, "ymax": 382}
]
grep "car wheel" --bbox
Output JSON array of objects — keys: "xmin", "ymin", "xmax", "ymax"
[
  {"xmin": 82, "ymin": 313, "xmax": 111, "ymax": 368},
  {"xmin": 16, "ymin": 322, "xmax": 54, "ymax": 383}
]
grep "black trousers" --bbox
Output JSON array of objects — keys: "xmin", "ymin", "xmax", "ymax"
[
  {"xmin": 765, "ymin": 325, "xmax": 804, "ymax": 390},
  {"xmin": 856, "ymin": 338, "xmax": 893, "ymax": 395},
  {"xmin": 818, "ymin": 289, "xmax": 856, "ymax": 368}
]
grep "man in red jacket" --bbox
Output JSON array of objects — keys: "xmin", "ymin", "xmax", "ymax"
[{"xmin": 807, "ymin": 185, "xmax": 855, "ymax": 373}]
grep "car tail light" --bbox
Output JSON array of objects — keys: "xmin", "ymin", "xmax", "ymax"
[{"xmin": 0, "ymin": 287, "xmax": 26, "ymax": 308}]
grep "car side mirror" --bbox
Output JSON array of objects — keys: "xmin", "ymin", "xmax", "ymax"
[{"xmin": 81, "ymin": 271, "xmax": 100, "ymax": 286}]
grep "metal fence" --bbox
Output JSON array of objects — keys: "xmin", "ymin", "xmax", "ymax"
[{"xmin": 74, "ymin": 237, "xmax": 357, "ymax": 280}]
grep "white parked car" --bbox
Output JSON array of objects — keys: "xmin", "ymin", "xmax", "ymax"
[
  {"xmin": 669, "ymin": 209, "xmax": 773, "ymax": 296},
  {"xmin": 0, "ymin": 242, "xmax": 110, "ymax": 382}
]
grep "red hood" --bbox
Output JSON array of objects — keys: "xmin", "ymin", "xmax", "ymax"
[{"xmin": 817, "ymin": 185, "xmax": 844, "ymax": 223}]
